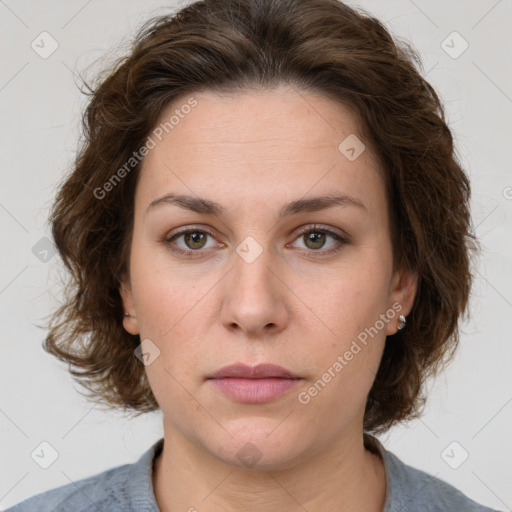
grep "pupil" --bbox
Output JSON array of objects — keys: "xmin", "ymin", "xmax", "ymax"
[
  {"xmin": 306, "ymin": 232, "xmax": 325, "ymax": 249},
  {"xmin": 186, "ymin": 232, "xmax": 205, "ymax": 249}
]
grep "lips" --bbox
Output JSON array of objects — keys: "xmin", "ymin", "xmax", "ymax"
[
  {"xmin": 207, "ymin": 363, "xmax": 302, "ymax": 404},
  {"xmin": 208, "ymin": 363, "xmax": 300, "ymax": 380}
]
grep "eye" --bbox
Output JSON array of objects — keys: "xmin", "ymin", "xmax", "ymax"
[
  {"xmin": 162, "ymin": 224, "xmax": 349, "ymax": 258},
  {"xmin": 163, "ymin": 227, "xmax": 219, "ymax": 256},
  {"xmin": 289, "ymin": 224, "xmax": 349, "ymax": 256}
]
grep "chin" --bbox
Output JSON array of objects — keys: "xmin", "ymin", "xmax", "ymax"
[{"xmin": 205, "ymin": 418, "xmax": 315, "ymax": 471}]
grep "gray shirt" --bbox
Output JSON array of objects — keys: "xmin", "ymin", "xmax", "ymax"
[{"xmin": 5, "ymin": 436, "xmax": 501, "ymax": 511}]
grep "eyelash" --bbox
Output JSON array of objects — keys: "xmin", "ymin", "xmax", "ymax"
[{"xmin": 162, "ymin": 224, "xmax": 349, "ymax": 258}]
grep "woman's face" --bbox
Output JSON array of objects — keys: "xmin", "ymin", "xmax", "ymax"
[{"xmin": 121, "ymin": 85, "xmax": 416, "ymax": 469}]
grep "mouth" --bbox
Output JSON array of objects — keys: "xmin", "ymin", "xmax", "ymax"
[{"xmin": 206, "ymin": 363, "xmax": 303, "ymax": 404}]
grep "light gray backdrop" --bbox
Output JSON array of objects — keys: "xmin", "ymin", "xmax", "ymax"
[{"xmin": 1, "ymin": 0, "xmax": 511, "ymax": 510}]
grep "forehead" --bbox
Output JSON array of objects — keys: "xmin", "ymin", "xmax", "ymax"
[
  {"xmin": 136, "ymin": 86, "xmax": 386, "ymax": 218},
  {"xmin": 150, "ymin": 85, "xmax": 367, "ymax": 155}
]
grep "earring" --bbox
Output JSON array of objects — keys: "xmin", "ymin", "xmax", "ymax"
[
  {"xmin": 397, "ymin": 314, "xmax": 407, "ymax": 331},
  {"xmin": 124, "ymin": 312, "xmax": 131, "ymax": 317}
]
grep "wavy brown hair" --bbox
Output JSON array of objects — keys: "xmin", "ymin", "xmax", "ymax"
[{"xmin": 44, "ymin": 0, "xmax": 477, "ymax": 433}]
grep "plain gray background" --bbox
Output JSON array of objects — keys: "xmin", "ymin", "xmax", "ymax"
[{"xmin": 1, "ymin": 0, "xmax": 511, "ymax": 510}]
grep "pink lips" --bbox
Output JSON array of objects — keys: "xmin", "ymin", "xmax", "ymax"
[{"xmin": 207, "ymin": 363, "xmax": 302, "ymax": 404}]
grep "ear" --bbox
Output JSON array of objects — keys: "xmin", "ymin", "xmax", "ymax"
[
  {"xmin": 119, "ymin": 275, "xmax": 139, "ymax": 335},
  {"xmin": 386, "ymin": 265, "xmax": 418, "ymax": 336}
]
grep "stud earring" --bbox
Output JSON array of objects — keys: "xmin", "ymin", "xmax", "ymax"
[
  {"xmin": 397, "ymin": 314, "xmax": 407, "ymax": 331},
  {"xmin": 124, "ymin": 312, "xmax": 131, "ymax": 317}
]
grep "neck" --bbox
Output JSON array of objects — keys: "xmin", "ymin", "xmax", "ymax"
[{"xmin": 152, "ymin": 424, "xmax": 386, "ymax": 512}]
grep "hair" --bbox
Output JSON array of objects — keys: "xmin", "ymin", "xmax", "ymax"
[{"xmin": 44, "ymin": 0, "xmax": 477, "ymax": 433}]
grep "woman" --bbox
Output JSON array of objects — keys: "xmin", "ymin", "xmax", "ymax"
[{"xmin": 6, "ymin": 0, "xmax": 500, "ymax": 510}]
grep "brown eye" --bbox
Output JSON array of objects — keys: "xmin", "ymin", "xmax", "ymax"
[
  {"xmin": 291, "ymin": 225, "xmax": 349, "ymax": 257},
  {"xmin": 164, "ymin": 228, "xmax": 218, "ymax": 256},
  {"xmin": 303, "ymin": 232, "xmax": 327, "ymax": 250},
  {"xmin": 182, "ymin": 231, "xmax": 208, "ymax": 250}
]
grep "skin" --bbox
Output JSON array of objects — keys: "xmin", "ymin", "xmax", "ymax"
[{"xmin": 120, "ymin": 85, "xmax": 417, "ymax": 512}]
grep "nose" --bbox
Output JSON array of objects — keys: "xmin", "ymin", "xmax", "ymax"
[{"xmin": 220, "ymin": 241, "xmax": 289, "ymax": 337}]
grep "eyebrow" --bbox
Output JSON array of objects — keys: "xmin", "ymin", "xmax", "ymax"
[{"xmin": 146, "ymin": 192, "xmax": 366, "ymax": 219}]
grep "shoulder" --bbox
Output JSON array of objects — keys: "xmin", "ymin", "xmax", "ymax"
[
  {"xmin": 4, "ymin": 464, "xmax": 132, "ymax": 512},
  {"xmin": 371, "ymin": 437, "xmax": 501, "ymax": 512},
  {"xmin": 4, "ymin": 439, "xmax": 163, "ymax": 512}
]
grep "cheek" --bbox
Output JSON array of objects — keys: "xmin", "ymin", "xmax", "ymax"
[
  {"xmin": 299, "ymin": 253, "xmax": 392, "ymax": 344},
  {"xmin": 129, "ymin": 236, "xmax": 211, "ymax": 336},
  {"xmin": 128, "ymin": 242, "xmax": 210, "ymax": 400},
  {"xmin": 133, "ymin": 270, "xmax": 209, "ymax": 432},
  {"xmin": 296, "ymin": 285, "xmax": 387, "ymax": 428},
  {"xmin": 292, "ymin": 255, "xmax": 391, "ymax": 409},
  {"xmin": 132, "ymin": 270, "xmax": 210, "ymax": 380}
]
